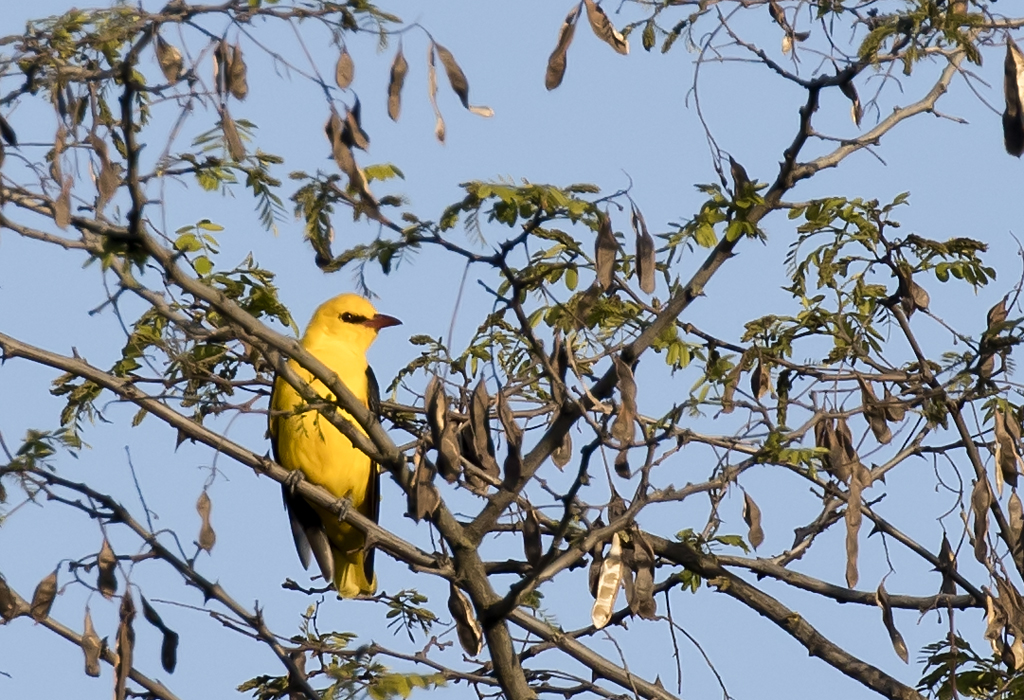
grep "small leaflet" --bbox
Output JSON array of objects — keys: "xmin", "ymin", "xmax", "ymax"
[
  {"xmin": 83, "ymin": 608, "xmax": 102, "ymax": 677},
  {"xmin": 591, "ymin": 532, "xmax": 624, "ymax": 629},
  {"xmin": 1004, "ymin": 39, "xmax": 1024, "ymax": 157},
  {"xmin": 742, "ymin": 491, "xmax": 765, "ymax": 550},
  {"xmin": 98, "ymin": 538, "xmax": 118, "ymax": 599},
  {"xmin": 876, "ymin": 580, "xmax": 909, "ymax": 663},
  {"xmin": 545, "ymin": 4, "xmax": 580, "ymax": 90},
  {"xmin": 386, "ymin": 46, "xmax": 408, "ymax": 122},
  {"xmin": 595, "ymin": 211, "xmax": 617, "ymax": 289},
  {"xmin": 839, "ymin": 79, "xmax": 863, "ymax": 127},
  {"xmin": 196, "ymin": 490, "xmax": 216, "ymax": 552},
  {"xmin": 155, "ymin": 33, "xmax": 184, "ymax": 84},
  {"xmin": 335, "ymin": 46, "xmax": 355, "ymax": 89},
  {"xmin": 447, "ymin": 583, "xmax": 483, "ymax": 656},
  {"xmin": 583, "ymin": 0, "xmax": 629, "ymax": 55},
  {"xmin": 30, "ymin": 570, "xmax": 58, "ymax": 622}
]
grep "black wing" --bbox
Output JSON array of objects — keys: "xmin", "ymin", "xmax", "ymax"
[{"xmin": 364, "ymin": 365, "xmax": 382, "ymax": 583}]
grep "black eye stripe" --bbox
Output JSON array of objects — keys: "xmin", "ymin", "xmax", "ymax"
[{"xmin": 339, "ymin": 312, "xmax": 366, "ymax": 323}]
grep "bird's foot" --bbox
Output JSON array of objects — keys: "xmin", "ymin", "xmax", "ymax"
[{"xmin": 283, "ymin": 469, "xmax": 305, "ymax": 494}]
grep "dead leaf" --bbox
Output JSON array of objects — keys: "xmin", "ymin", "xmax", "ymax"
[
  {"xmin": 335, "ymin": 46, "xmax": 355, "ymax": 89},
  {"xmin": 447, "ymin": 583, "xmax": 483, "ymax": 656},
  {"xmin": 83, "ymin": 607, "xmax": 102, "ymax": 677},
  {"xmin": 196, "ymin": 490, "xmax": 216, "ymax": 552},
  {"xmin": 583, "ymin": 0, "xmax": 629, "ymax": 55},
  {"xmin": 30, "ymin": 570, "xmax": 58, "ymax": 622},
  {"xmin": 545, "ymin": 4, "xmax": 580, "ymax": 90},
  {"xmin": 1005, "ymin": 38, "xmax": 1024, "ymax": 157},
  {"xmin": 591, "ymin": 532, "xmax": 624, "ymax": 629},
  {"xmin": 876, "ymin": 580, "xmax": 909, "ymax": 663},
  {"xmin": 742, "ymin": 491, "xmax": 765, "ymax": 550},
  {"xmin": 386, "ymin": 46, "xmax": 408, "ymax": 121},
  {"xmin": 972, "ymin": 477, "xmax": 993, "ymax": 564},
  {"xmin": 115, "ymin": 592, "xmax": 136, "ymax": 700},
  {"xmin": 595, "ymin": 211, "xmax": 617, "ymax": 289},
  {"xmin": 98, "ymin": 538, "xmax": 117, "ymax": 599},
  {"xmin": 632, "ymin": 206, "xmax": 655, "ymax": 294}
]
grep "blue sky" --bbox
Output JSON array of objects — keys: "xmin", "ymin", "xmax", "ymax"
[{"xmin": 1, "ymin": 2, "xmax": 1021, "ymax": 699}]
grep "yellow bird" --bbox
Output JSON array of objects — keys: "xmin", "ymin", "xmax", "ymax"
[{"xmin": 269, "ymin": 294, "xmax": 401, "ymax": 597}]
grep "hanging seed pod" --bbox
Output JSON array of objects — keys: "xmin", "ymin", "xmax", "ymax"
[
  {"xmin": 447, "ymin": 583, "xmax": 483, "ymax": 656},
  {"xmin": 546, "ymin": 4, "xmax": 580, "ymax": 90},
  {"xmin": 335, "ymin": 46, "xmax": 355, "ymax": 89},
  {"xmin": 632, "ymin": 206, "xmax": 656, "ymax": 294},
  {"xmin": 141, "ymin": 596, "xmax": 179, "ymax": 673},
  {"xmin": 115, "ymin": 592, "xmax": 136, "ymax": 700},
  {"xmin": 30, "ymin": 570, "xmax": 58, "ymax": 621},
  {"xmin": 583, "ymin": 0, "xmax": 629, "ymax": 54},
  {"xmin": 82, "ymin": 608, "xmax": 102, "ymax": 677},
  {"xmin": 972, "ymin": 477, "xmax": 993, "ymax": 564},
  {"xmin": 408, "ymin": 448, "xmax": 440, "ymax": 522},
  {"xmin": 938, "ymin": 534, "xmax": 957, "ymax": 595},
  {"xmin": 742, "ymin": 491, "xmax": 765, "ymax": 550},
  {"xmin": 97, "ymin": 538, "xmax": 117, "ymax": 599},
  {"xmin": 227, "ymin": 42, "xmax": 248, "ymax": 100},
  {"xmin": 591, "ymin": 532, "xmax": 624, "ymax": 629},
  {"xmin": 155, "ymin": 33, "xmax": 185, "ymax": 84},
  {"xmin": 595, "ymin": 212, "xmax": 617, "ymax": 289},
  {"xmin": 876, "ymin": 580, "xmax": 909, "ymax": 663},
  {"xmin": 523, "ymin": 509, "xmax": 543, "ymax": 568},
  {"xmin": 1004, "ymin": 38, "xmax": 1024, "ymax": 157},
  {"xmin": 196, "ymin": 490, "xmax": 216, "ymax": 551},
  {"xmin": 628, "ymin": 530, "xmax": 656, "ymax": 620},
  {"xmin": 610, "ymin": 356, "xmax": 637, "ymax": 444},
  {"xmin": 386, "ymin": 46, "xmax": 408, "ymax": 121}
]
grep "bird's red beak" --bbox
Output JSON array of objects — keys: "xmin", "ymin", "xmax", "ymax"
[{"xmin": 362, "ymin": 314, "xmax": 402, "ymax": 330}]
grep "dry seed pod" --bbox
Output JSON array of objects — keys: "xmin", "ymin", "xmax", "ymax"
[
  {"xmin": 30, "ymin": 570, "xmax": 58, "ymax": 622},
  {"xmin": 497, "ymin": 390, "xmax": 523, "ymax": 448},
  {"xmin": 588, "ymin": 539, "xmax": 604, "ymax": 598},
  {"xmin": 227, "ymin": 42, "xmax": 248, "ymax": 100},
  {"xmin": 0, "ymin": 113, "xmax": 18, "ymax": 146},
  {"xmin": 583, "ymin": 0, "xmax": 629, "ymax": 55},
  {"xmin": 546, "ymin": 4, "xmax": 580, "ymax": 90},
  {"xmin": 552, "ymin": 432, "xmax": 572, "ymax": 470},
  {"xmin": 985, "ymin": 591, "xmax": 1007, "ymax": 655},
  {"xmin": 447, "ymin": 583, "xmax": 483, "ymax": 656},
  {"xmin": 1005, "ymin": 39, "xmax": 1024, "ymax": 157},
  {"xmin": 434, "ymin": 43, "xmax": 469, "ymax": 108},
  {"xmin": 335, "ymin": 46, "xmax": 355, "ymax": 89},
  {"xmin": 845, "ymin": 471, "xmax": 864, "ymax": 589},
  {"xmin": 628, "ymin": 531, "xmax": 657, "ymax": 620},
  {"xmin": 408, "ymin": 449, "xmax": 440, "ymax": 522},
  {"xmin": 1010, "ymin": 491, "xmax": 1024, "ymax": 571},
  {"xmin": 97, "ymin": 538, "xmax": 117, "ymax": 599},
  {"xmin": 595, "ymin": 212, "xmax": 617, "ymax": 289},
  {"xmin": 994, "ymin": 408, "xmax": 1022, "ymax": 495},
  {"xmin": 426, "ymin": 44, "xmax": 445, "ymax": 143},
  {"xmin": 972, "ymin": 477, "xmax": 993, "ymax": 564},
  {"xmin": 742, "ymin": 491, "xmax": 765, "ymax": 550},
  {"xmin": 83, "ymin": 608, "xmax": 102, "ymax": 677},
  {"xmin": 386, "ymin": 46, "xmax": 408, "ymax": 121},
  {"xmin": 155, "ymin": 34, "xmax": 184, "ymax": 84},
  {"xmin": 611, "ymin": 356, "xmax": 637, "ymax": 444},
  {"xmin": 876, "ymin": 580, "xmax": 909, "ymax": 663},
  {"xmin": 858, "ymin": 377, "xmax": 892, "ymax": 445},
  {"xmin": 0, "ymin": 575, "xmax": 20, "ymax": 620},
  {"xmin": 882, "ymin": 387, "xmax": 906, "ymax": 423},
  {"xmin": 591, "ymin": 532, "xmax": 624, "ymax": 629},
  {"xmin": 523, "ymin": 509, "xmax": 543, "ymax": 568},
  {"xmin": 613, "ymin": 449, "xmax": 630, "ymax": 479},
  {"xmin": 839, "ymin": 79, "xmax": 863, "ymax": 127},
  {"xmin": 213, "ymin": 39, "xmax": 229, "ymax": 97},
  {"xmin": 938, "ymin": 534, "xmax": 957, "ymax": 595},
  {"xmin": 196, "ymin": 490, "xmax": 216, "ymax": 552},
  {"xmin": 750, "ymin": 359, "xmax": 770, "ymax": 401},
  {"xmin": 142, "ymin": 596, "xmax": 179, "ymax": 673},
  {"xmin": 632, "ymin": 206, "xmax": 656, "ymax": 294},
  {"xmin": 989, "ymin": 297, "xmax": 1009, "ymax": 332},
  {"xmin": 467, "ymin": 379, "xmax": 499, "ymax": 479},
  {"xmin": 220, "ymin": 109, "xmax": 245, "ymax": 162},
  {"xmin": 115, "ymin": 592, "xmax": 136, "ymax": 700},
  {"xmin": 54, "ymin": 176, "xmax": 72, "ymax": 230},
  {"xmin": 728, "ymin": 156, "xmax": 750, "ymax": 194},
  {"xmin": 343, "ymin": 99, "xmax": 370, "ymax": 151}
]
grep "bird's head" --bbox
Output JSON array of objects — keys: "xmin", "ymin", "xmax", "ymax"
[{"xmin": 304, "ymin": 293, "xmax": 402, "ymax": 354}]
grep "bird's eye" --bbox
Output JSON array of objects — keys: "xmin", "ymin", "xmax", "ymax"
[{"xmin": 340, "ymin": 312, "xmax": 357, "ymax": 323}]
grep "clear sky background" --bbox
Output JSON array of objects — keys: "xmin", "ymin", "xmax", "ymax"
[{"xmin": 1, "ymin": 2, "xmax": 1021, "ymax": 699}]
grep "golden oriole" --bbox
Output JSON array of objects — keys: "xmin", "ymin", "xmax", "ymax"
[{"xmin": 269, "ymin": 293, "xmax": 400, "ymax": 597}]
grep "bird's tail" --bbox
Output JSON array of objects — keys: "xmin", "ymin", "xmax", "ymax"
[{"xmin": 333, "ymin": 545, "xmax": 376, "ymax": 598}]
